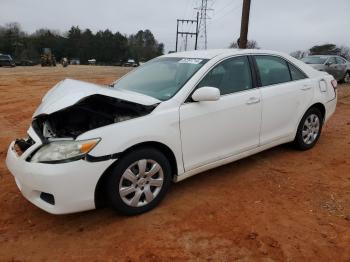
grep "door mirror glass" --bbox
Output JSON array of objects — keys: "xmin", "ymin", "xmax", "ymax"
[{"xmin": 192, "ymin": 87, "xmax": 220, "ymax": 102}]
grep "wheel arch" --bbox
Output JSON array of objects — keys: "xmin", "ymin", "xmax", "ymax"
[
  {"xmin": 94, "ymin": 141, "xmax": 178, "ymax": 208},
  {"xmin": 309, "ymin": 102, "xmax": 326, "ymax": 123},
  {"xmin": 292, "ymin": 102, "xmax": 326, "ymax": 142}
]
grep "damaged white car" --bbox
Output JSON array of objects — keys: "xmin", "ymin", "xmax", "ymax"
[{"xmin": 6, "ymin": 49, "xmax": 337, "ymax": 215}]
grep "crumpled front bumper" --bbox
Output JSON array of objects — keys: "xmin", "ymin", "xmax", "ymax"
[{"xmin": 5, "ymin": 126, "xmax": 114, "ymax": 214}]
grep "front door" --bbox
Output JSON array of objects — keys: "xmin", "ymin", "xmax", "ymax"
[{"xmin": 179, "ymin": 56, "xmax": 261, "ymax": 171}]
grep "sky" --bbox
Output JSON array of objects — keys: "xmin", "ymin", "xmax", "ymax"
[{"xmin": 1, "ymin": 0, "xmax": 349, "ymax": 53}]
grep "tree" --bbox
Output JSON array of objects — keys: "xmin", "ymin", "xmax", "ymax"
[
  {"xmin": 229, "ymin": 39, "xmax": 259, "ymax": 49},
  {"xmin": 0, "ymin": 22, "xmax": 164, "ymax": 64},
  {"xmin": 339, "ymin": 46, "xmax": 350, "ymax": 60},
  {"xmin": 309, "ymin": 44, "xmax": 340, "ymax": 55},
  {"xmin": 290, "ymin": 50, "xmax": 309, "ymax": 59},
  {"xmin": 128, "ymin": 30, "xmax": 164, "ymax": 62}
]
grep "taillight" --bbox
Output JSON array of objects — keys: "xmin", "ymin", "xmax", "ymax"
[{"xmin": 331, "ymin": 79, "xmax": 337, "ymax": 90}]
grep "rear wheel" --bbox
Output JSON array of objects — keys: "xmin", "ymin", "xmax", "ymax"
[
  {"xmin": 107, "ymin": 147, "xmax": 172, "ymax": 215},
  {"xmin": 294, "ymin": 108, "xmax": 323, "ymax": 150},
  {"xmin": 343, "ymin": 71, "xmax": 350, "ymax": 83}
]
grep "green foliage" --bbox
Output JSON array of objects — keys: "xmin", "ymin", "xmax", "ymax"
[
  {"xmin": 0, "ymin": 23, "xmax": 164, "ymax": 64},
  {"xmin": 229, "ymin": 40, "xmax": 260, "ymax": 49},
  {"xmin": 309, "ymin": 44, "xmax": 340, "ymax": 55},
  {"xmin": 128, "ymin": 30, "xmax": 164, "ymax": 62},
  {"xmin": 291, "ymin": 44, "xmax": 350, "ymax": 61}
]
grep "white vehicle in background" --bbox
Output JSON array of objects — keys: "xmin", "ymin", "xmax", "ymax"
[
  {"xmin": 88, "ymin": 58, "xmax": 96, "ymax": 65},
  {"xmin": 122, "ymin": 59, "xmax": 139, "ymax": 67},
  {"xmin": 6, "ymin": 49, "xmax": 337, "ymax": 215}
]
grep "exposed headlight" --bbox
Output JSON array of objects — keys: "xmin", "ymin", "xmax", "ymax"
[{"xmin": 30, "ymin": 138, "xmax": 100, "ymax": 163}]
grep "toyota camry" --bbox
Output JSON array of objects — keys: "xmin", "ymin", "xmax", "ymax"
[{"xmin": 6, "ymin": 49, "xmax": 337, "ymax": 215}]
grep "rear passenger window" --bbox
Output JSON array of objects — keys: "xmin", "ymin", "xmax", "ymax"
[
  {"xmin": 289, "ymin": 63, "xmax": 307, "ymax": 81},
  {"xmin": 336, "ymin": 57, "xmax": 346, "ymax": 64},
  {"xmin": 198, "ymin": 56, "xmax": 252, "ymax": 95},
  {"xmin": 255, "ymin": 56, "xmax": 291, "ymax": 86}
]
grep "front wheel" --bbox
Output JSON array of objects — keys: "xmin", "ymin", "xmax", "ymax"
[
  {"xmin": 294, "ymin": 108, "xmax": 323, "ymax": 150},
  {"xmin": 107, "ymin": 147, "xmax": 172, "ymax": 215}
]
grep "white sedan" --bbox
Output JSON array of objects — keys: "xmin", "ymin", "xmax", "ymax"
[{"xmin": 6, "ymin": 49, "xmax": 337, "ymax": 215}]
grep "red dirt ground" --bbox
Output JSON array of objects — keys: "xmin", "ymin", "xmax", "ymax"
[{"xmin": 0, "ymin": 66, "xmax": 349, "ymax": 261}]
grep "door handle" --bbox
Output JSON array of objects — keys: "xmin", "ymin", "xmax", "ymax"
[
  {"xmin": 301, "ymin": 86, "xmax": 312, "ymax": 91},
  {"xmin": 246, "ymin": 97, "xmax": 260, "ymax": 105}
]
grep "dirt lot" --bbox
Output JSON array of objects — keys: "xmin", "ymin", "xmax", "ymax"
[{"xmin": 0, "ymin": 65, "xmax": 349, "ymax": 261}]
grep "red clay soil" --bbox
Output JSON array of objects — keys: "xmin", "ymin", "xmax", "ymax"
[{"xmin": 0, "ymin": 66, "xmax": 349, "ymax": 261}]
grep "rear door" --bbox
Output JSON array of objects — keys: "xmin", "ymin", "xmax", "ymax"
[
  {"xmin": 254, "ymin": 55, "xmax": 312, "ymax": 145},
  {"xmin": 326, "ymin": 57, "xmax": 340, "ymax": 80},
  {"xmin": 335, "ymin": 57, "xmax": 347, "ymax": 79}
]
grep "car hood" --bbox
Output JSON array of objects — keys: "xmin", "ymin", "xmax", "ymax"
[{"xmin": 33, "ymin": 78, "xmax": 161, "ymax": 117}]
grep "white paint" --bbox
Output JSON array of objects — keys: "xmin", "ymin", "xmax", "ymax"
[{"xmin": 6, "ymin": 49, "xmax": 337, "ymax": 214}]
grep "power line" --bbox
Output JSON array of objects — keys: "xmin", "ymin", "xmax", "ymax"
[
  {"xmin": 210, "ymin": 1, "xmax": 241, "ymax": 24},
  {"xmin": 213, "ymin": 0, "xmax": 238, "ymax": 17}
]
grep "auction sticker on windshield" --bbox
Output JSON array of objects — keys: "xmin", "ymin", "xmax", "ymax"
[{"xmin": 178, "ymin": 58, "xmax": 203, "ymax": 64}]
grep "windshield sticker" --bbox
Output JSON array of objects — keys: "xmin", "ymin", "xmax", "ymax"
[{"xmin": 179, "ymin": 58, "xmax": 203, "ymax": 64}]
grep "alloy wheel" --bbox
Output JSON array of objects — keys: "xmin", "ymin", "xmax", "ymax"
[
  {"xmin": 302, "ymin": 114, "xmax": 320, "ymax": 145},
  {"xmin": 118, "ymin": 159, "xmax": 164, "ymax": 207}
]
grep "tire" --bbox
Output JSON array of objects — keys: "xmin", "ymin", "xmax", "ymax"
[
  {"xmin": 294, "ymin": 107, "xmax": 323, "ymax": 150},
  {"xmin": 343, "ymin": 71, "xmax": 350, "ymax": 83},
  {"xmin": 106, "ymin": 147, "xmax": 172, "ymax": 215}
]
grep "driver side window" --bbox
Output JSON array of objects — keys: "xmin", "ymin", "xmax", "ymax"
[
  {"xmin": 327, "ymin": 57, "xmax": 336, "ymax": 64},
  {"xmin": 197, "ymin": 56, "xmax": 253, "ymax": 95}
]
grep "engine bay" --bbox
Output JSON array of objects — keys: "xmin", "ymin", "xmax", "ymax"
[{"xmin": 32, "ymin": 94, "xmax": 157, "ymax": 140}]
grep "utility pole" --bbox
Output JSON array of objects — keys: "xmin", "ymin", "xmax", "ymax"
[
  {"xmin": 195, "ymin": 0, "xmax": 213, "ymax": 49},
  {"xmin": 175, "ymin": 13, "xmax": 199, "ymax": 52},
  {"xmin": 239, "ymin": 0, "xmax": 251, "ymax": 49},
  {"xmin": 194, "ymin": 12, "xmax": 199, "ymax": 50},
  {"xmin": 184, "ymin": 34, "xmax": 188, "ymax": 51}
]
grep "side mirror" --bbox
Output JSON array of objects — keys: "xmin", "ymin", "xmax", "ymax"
[
  {"xmin": 192, "ymin": 87, "xmax": 220, "ymax": 102},
  {"xmin": 325, "ymin": 61, "xmax": 332, "ymax": 66}
]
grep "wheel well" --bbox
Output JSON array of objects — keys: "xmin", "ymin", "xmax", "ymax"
[
  {"xmin": 309, "ymin": 103, "xmax": 326, "ymax": 122},
  {"xmin": 94, "ymin": 141, "xmax": 178, "ymax": 208}
]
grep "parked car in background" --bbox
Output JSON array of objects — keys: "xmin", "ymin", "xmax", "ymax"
[
  {"xmin": 123, "ymin": 59, "xmax": 139, "ymax": 67},
  {"xmin": 88, "ymin": 58, "xmax": 96, "ymax": 65},
  {"xmin": 0, "ymin": 54, "xmax": 16, "ymax": 67},
  {"xmin": 301, "ymin": 55, "xmax": 350, "ymax": 83},
  {"xmin": 15, "ymin": 59, "xmax": 35, "ymax": 66},
  {"xmin": 6, "ymin": 49, "xmax": 337, "ymax": 215},
  {"xmin": 70, "ymin": 58, "xmax": 80, "ymax": 65}
]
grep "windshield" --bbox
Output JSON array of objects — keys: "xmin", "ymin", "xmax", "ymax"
[
  {"xmin": 114, "ymin": 57, "xmax": 208, "ymax": 101},
  {"xmin": 301, "ymin": 56, "xmax": 328, "ymax": 64}
]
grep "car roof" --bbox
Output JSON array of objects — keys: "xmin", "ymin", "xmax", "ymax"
[
  {"xmin": 306, "ymin": 55, "xmax": 337, "ymax": 58},
  {"xmin": 163, "ymin": 49, "xmax": 289, "ymax": 59}
]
